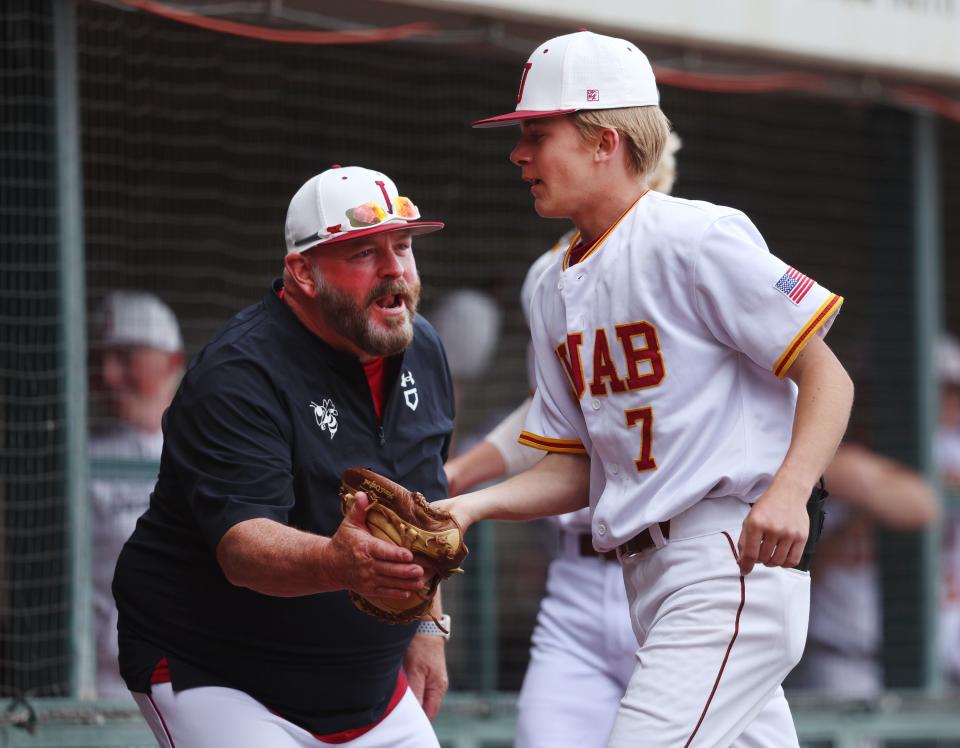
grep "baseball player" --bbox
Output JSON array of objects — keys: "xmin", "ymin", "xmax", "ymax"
[
  {"xmin": 443, "ymin": 132, "xmax": 682, "ymax": 748},
  {"xmin": 439, "ymin": 31, "xmax": 853, "ymax": 747},
  {"xmin": 112, "ymin": 166, "xmax": 455, "ymax": 747},
  {"xmin": 88, "ymin": 290, "xmax": 185, "ymax": 697},
  {"xmin": 935, "ymin": 336, "xmax": 960, "ymax": 682}
]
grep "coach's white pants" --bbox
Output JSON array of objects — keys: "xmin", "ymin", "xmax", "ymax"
[
  {"xmin": 133, "ymin": 682, "xmax": 439, "ymax": 748},
  {"xmin": 609, "ymin": 497, "xmax": 810, "ymax": 748},
  {"xmin": 515, "ymin": 541, "xmax": 637, "ymax": 748}
]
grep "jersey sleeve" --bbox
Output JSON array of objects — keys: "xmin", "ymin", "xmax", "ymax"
[
  {"xmin": 521, "ymin": 233, "xmax": 576, "ymax": 390},
  {"xmin": 162, "ymin": 360, "xmax": 295, "ymax": 549},
  {"xmin": 483, "ymin": 395, "xmax": 545, "ymax": 475},
  {"xmin": 693, "ymin": 212, "xmax": 843, "ymax": 378},
  {"xmin": 518, "ymin": 273, "xmax": 589, "ymax": 455}
]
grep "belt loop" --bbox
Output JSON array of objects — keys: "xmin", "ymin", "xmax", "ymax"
[{"xmin": 649, "ymin": 521, "xmax": 670, "ymax": 548}]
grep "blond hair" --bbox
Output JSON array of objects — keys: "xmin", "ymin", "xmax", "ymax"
[{"xmin": 572, "ymin": 106, "xmax": 672, "ymax": 180}]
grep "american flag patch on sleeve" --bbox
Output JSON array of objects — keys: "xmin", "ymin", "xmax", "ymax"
[{"xmin": 774, "ymin": 267, "xmax": 815, "ymax": 305}]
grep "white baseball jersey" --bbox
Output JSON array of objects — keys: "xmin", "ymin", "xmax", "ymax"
[
  {"xmin": 521, "ymin": 191, "xmax": 843, "ymax": 551},
  {"xmin": 90, "ymin": 424, "xmax": 163, "ymax": 697}
]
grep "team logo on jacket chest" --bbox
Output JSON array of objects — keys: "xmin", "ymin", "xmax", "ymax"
[
  {"xmin": 401, "ymin": 370, "xmax": 418, "ymax": 411},
  {"xmin": 556, "ymin": 321, "xmax": 665, "ymax": 399},
  {"xmin": 310, "ymin": 398, "xmax": 339, "ymax": 439}
]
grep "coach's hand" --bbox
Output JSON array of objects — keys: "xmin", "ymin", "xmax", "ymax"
[
  {"xmin": 737, "ymin": 482, "xmax": 809, "ymax": 575},
  {"xmin": 323, "ymin": 491, "xmax": 425, "ymax": 598},
  {"xmin": 405, "ymin": 632, "xmax": 448, "ymax": 720}
]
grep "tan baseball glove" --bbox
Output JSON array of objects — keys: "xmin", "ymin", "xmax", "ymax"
[{"xmin": 339, "ymin": 467, "xmax": 467, "ymax": 631}]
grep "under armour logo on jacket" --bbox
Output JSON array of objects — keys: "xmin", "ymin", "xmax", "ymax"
[{"xmin": 401, "ymin": 370, "xmax": 418, "ymax": 411}]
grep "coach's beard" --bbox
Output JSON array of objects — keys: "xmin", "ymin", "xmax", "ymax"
[{"xmin": 314, "ymin": 275, "xmax": 420, "ymax": 357}]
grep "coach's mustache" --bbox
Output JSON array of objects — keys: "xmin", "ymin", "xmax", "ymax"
[{"xmin": 366, "ymin": 279, "xmax": 420, "ymax": 310}]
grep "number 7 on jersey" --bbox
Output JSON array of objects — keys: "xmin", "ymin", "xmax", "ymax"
[{"xmin": 625, "ymin": 406, "xmax": 656, "ymax": 472}]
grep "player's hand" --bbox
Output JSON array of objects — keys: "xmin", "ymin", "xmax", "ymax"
[
  {"xmin": 323, "ymin": 491, "xmax": 425, "ymax": 598},
  {"xmin": 404, "ymin": 631, "xmax": 448, "ymax": 720},
  {"xmin": 430, "ymin": 496, "xmax": 474, "ymax": 534},
  {"xmin": 737, "ymin": 484, "xmax": 809, "ymax": 575}
]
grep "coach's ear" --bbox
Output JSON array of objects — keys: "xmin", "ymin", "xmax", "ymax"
[{"xmin": 284, "ymin": 250, "xmax": 320, "ymax": 299}]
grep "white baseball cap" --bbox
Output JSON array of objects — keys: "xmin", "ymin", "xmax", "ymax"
[
  {"xmin": 285, "ymin": 165, "xmax": 444, "ymax": 253},
  {"xmin": 94, "ymin": 291, "xmax": 183, "ymax": 353},
  {"xmin": 472, "ymin": 30, "xmax": 659, "ymax": 128},
  {"xmin": 432, "ymin": 290, "xmax": 502, "ymax": 380}
]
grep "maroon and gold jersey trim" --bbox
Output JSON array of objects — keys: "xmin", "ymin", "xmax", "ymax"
[
  {"xmin": 562, "ymin": 191, "xmax": 650, "ymax": 271},
  {"xmin": 773, "ymin": 294, "xmax": 843, "ymax": 378},
  {"xmin": 518, "ymin": 430, "xmax": 587, "ymax": 454},
  {"xmin": 561, "ymin": 230, "xmax": 584, "ymax": 269}
]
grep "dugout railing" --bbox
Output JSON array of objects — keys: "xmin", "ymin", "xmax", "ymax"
[{"xmin": 6, "ymin": 689, "xmax": 960, "ymax": 747}]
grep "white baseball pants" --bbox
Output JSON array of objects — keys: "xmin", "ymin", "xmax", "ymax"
[
  {"xmin": 133, "ymin": 682, "xmax": 439, "ymax": 748},
  {"xmin": 609, "ymin": 497, "xmax": 810, "ymax": 748},
  {"xmin": 515, "ymin": 537, "xmax": 638, "ymax": 748}
]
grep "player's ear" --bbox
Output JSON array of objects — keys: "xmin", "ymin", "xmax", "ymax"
[
  {"xmin": 284, "ymin": 251, "xmax": 320, "ymax": 298},
  {"xmin": 594, "ymin": 127, "xmax": 621, "ymax": 164}
]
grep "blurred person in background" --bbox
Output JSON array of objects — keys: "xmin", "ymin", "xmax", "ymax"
[
  {"xmin": 934, "ymin": 334, "xmax": 960, "ymax": 683},
  {"xmin": 786, "ymin": 441, "xmax": 939, "ymax": 697},
  {"xmin": 89, "ymin": 290, "xmax": 185, "ymax": 697},
  {"xmin": 936, "ymin": 334, "xmax": 960, "ymax": 489},
  {"xmin": 443, "ymin": 131, "xmax": 681, "ymax": 748}
]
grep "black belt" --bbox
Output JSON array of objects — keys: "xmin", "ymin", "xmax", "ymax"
[
  {"xmin": 577, "ymin": 534, "xmax": 619, "ymax": 561},
  {"xmin": 616, "ymin": 521, "xmax": 671, "ymax": 557}
]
